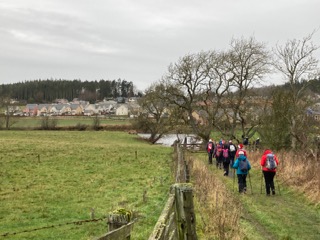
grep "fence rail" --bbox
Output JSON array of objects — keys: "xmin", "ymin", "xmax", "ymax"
[
  {"xmin": 148, "ymin": 143, "xmax": 198, "ymax": 240},
  {"xmin": 148, "ymin": 193, "xmax": 176, "ymax": 240},
  {"xmin": 95, "ymin": 221, "xmax": 135, "ymax": 240}
]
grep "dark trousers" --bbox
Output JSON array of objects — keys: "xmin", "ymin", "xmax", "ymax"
[
  {"xmin": 229, "ymin": 155, "xmax": 235, "ymax": 168},
  {"xmin": 223, "ymin": 159, "xmax": 230, "ymax": 176},
  {"xmin": 216, "ymin": 156, "xmax": 223, "ymax": 169},
  {"xmin": 263, "ymin": 171, "xmax": 276, "ymax": 195},
  {"xmin": 237, "ymin": 174, "xmax": 247, "ymax": 193},
  {"xmin": 208, "ymin": 152, "xmax": 213, "ymax": 164}
]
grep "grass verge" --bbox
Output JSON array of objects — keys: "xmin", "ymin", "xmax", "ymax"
[{"xmin": 188, "ymin": 150, "xmax": 320, "ymax": 240}]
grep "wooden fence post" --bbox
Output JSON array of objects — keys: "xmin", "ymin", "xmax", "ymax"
[
  {"xmin": 174, "ymin": 183, "xmax": 197, "ymax": 240},
  {"xmin": 108, "ymin": 209, "xmax": 131, "ymax": 232}
]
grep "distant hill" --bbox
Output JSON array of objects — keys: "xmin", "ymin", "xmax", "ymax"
[
  {"xmin": 248, "ymin": 78, "xmax": 320, "ymax": 98},
  {"xmin": 0, "ymin": 79, "xmax": 142, "ymax": 103},
  {"xmin": 2, "ymin": 78, "xmax": 320, "ymax": 104}
]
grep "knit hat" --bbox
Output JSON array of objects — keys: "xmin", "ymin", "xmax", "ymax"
[
  {"xmin": 238, "ymin": 151, "xmax": 244, "ymax": 155},
  {"xmin": 238, "ymin": 144, "xmax": 244, "ymax": 149}
]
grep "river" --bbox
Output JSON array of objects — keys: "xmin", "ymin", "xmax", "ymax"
[{"xmin": 137, "ymin": 133, "xmax": 203, "ymax": 147}]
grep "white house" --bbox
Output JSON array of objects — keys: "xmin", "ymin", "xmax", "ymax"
[{"xmin": 115, "ymin": 104, "xmax": 128, "ymax": 116}]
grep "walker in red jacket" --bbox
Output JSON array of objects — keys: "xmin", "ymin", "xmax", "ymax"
[
  {"xmin": 235, "ymin": 144, "xmax": 247, "ymax": 158},
  {"xmin": 260, "ymin": 149, "xmax": 279, "ymax": 196}
]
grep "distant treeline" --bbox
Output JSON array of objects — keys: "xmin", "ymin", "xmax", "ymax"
[{"xmin": 0, "ymin": 79, "xmax": 142, "ymax": 103}]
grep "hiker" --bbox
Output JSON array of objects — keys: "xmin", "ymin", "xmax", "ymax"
[
  {"xmin": 242, "ymin": 135, "xmax": 249, "ymax": 146},
  {"xmin": 222, "ymin": 143, "xmax": 230, "ymax": 176},
  {"xmin": 254, "ymin": 138, "xmax": 260, "ymax": 150},
  {"xmin": 255, "ymin": 138, "xmax": 260, "ymax": 146},
  {"xmin": 260, "ymin": 149, "xmax": 279, "ymax": 196},
  {"xmin": 232, "ymin": 151, "xmax": 251, "ymax": 194},
  {"xmin": 228, "ymin": 140, "xmax": 237, "ymax": 169},
  {"xmin": 206, "ymin": 139, "xmax": 214, "ymax": 164},
  {"xmin": 214, "ymin": 140, "xmax": 223, "ymax": 169},
  {"xmin": 235, "ymin": 143, "xmax": 247, "ymax": 158}
]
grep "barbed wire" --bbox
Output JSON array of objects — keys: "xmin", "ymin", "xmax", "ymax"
[
  {"xmin": 0, "ymin": 216, "xmax": 107, "ymax": 238},
  {"xmin": 0, "ymin": 192, "xmax": 170, "ymax": 238}
]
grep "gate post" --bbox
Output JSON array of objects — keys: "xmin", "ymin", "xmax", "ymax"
[{"xmin": 174, "ymin": 183, "xmax": 197, "ymax": 240}]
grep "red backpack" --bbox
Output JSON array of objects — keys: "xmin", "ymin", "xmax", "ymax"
[
  {"xmin": 207, "ymin": 142, "xmax": 213, "ymax": 153},
  {"xmin": 223, "ymin": 148, "xmax": 229, "ymax": 158},
  {"xmin": 216, "ymin": 144, "xmax": 222, "ymax": 157}
]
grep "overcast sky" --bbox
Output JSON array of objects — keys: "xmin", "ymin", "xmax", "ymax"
[{"xmin": 0, "ymin": 0, "xmax": 319, "ymax": 91}]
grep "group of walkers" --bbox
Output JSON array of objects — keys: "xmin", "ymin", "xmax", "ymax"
[{"xmin": 206, "ymin": 138, "xmax": 279, "ymax": 195}]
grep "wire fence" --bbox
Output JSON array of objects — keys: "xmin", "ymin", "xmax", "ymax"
[{"xmin": 0, "ymin": 217, "xmax": 107, "ymax": 238}]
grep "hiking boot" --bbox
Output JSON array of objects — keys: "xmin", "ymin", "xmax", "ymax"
[{"xmin": 272, "ymin": 190, "xmax": 276, "ymax": 195}]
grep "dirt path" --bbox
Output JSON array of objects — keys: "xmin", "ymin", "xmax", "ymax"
[{"xmin": 219, "ymin": 168, "xmax": 320, "ymax": 240}]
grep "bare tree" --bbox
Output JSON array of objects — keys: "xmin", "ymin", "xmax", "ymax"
[
  {"xmin": 223, "ymin": 37, "xmax": 271, "ymax": 142},
  {"xmin": 131, "ymin": 83, "xmax": 171, "ymax": 144},
  {"xmin": 160, "ymin": 38, "xmax": 271, "ymax": 144},
  {"xmin": 161, "ymin": 51, "xmax": 213, "ymax": 141},
  {"xmin": 39, "ymin": 116, "xmax": 58, "ymax": 130},
  {"xmin": 0, "ymin": 97, "xmax": 17, "ymax": 129},
  {"xmin": 273, "ymin": 32, "xmax": 319, "ymax": 149}
]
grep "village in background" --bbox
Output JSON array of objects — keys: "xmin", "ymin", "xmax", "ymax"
[{"xmin": 5, "ymin": 96, "xmax": 140, "ymax": 118}]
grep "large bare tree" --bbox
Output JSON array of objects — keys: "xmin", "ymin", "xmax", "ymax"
[
  {"xmin": 219, "ymin": 37, "xmax": 271, "ymax": 142},
  {"xmin": 160, "ymin": 37, "xmax": 271, "ymax": 144},
  {"xmin": 273, "ymin": 32, "xmax": 319, "ymax": 149},
  {"xmin": 161, "ymin": 51, "xmax": 214, "ymax": 141},
  {"xmin": 131, "ymin": 83, "xmax": 171, "ymax": 143}
]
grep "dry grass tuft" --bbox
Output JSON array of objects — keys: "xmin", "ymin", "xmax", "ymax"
[{"xmin": 188, "ymin": 157, "xmax": 244, "ymax": 240}]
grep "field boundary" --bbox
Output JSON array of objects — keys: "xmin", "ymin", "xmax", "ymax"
[{"xmin": 148, "ymin": 142, "xmax": 197, "ymax": 240}]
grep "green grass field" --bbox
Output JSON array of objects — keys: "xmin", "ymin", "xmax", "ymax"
[
  {"xmin": 0, "ymin": 131, "xmax": 173, "ymax": 239},
  {"xmin": 8, "ymin": 116, "xmax": 130, "ymax": 128}
]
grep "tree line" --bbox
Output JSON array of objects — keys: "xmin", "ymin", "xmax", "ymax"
[
  {"xmin": 132, "ymin": 32, "xmax": 320, "ymax": 151},
  {"xmin": 0, "ymin": 78, "xmax": 142, "ymax": 103}
]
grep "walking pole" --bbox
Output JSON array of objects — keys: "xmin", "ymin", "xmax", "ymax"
[
  {"xmin": 233, "ymin": 169, "xmax": 235, "ymax": 192},
  {"xmin": 260, "ymin": 171, "xmax": 263, "ymax": 194},
  {"xmin": 275, "ymin": 174, "xmax": 281, "ymax": 195},
  {"xmin": 248, "ymin": 172, "xmax": 253, "ymax": 194}
]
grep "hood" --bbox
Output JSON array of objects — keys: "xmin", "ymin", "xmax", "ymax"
[
  {"xmin": 263, "ymin": 149, "xmax": 272, "ymax": 155},
  {"xmin": 238, "ymin": 155, "xmax": 246, "ymax": 161}
]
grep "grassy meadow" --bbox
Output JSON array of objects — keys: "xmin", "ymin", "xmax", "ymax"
[
  {"xmin": 7, "ymin": 116, "xmax": 130, "ymax": 129},
  {"xmin": 0, "ymin": 131, "xmax": 173, "ymax": 239}
]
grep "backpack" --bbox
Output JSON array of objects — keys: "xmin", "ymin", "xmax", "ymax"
[
  {"xmin": 207, "ymin": 142, "xmax": 213, "ymax": 153},
  {"xmin": 265, "ymin": 153, "xmax": 277, "ymax": 170},
  {"xmin": 216, "ymin": 145, "xmax": 222, "ymax": 157},
  {"xmin": 223, "ymin": 148, "xmax": 229, "ymax": 158},
  {"xmin": 239, "ymin": 159, "xmax": 248, "ymax": 172},
  {"xmin": 229, "ymin": 144, "xmax": 236, "ymax": 152}
]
